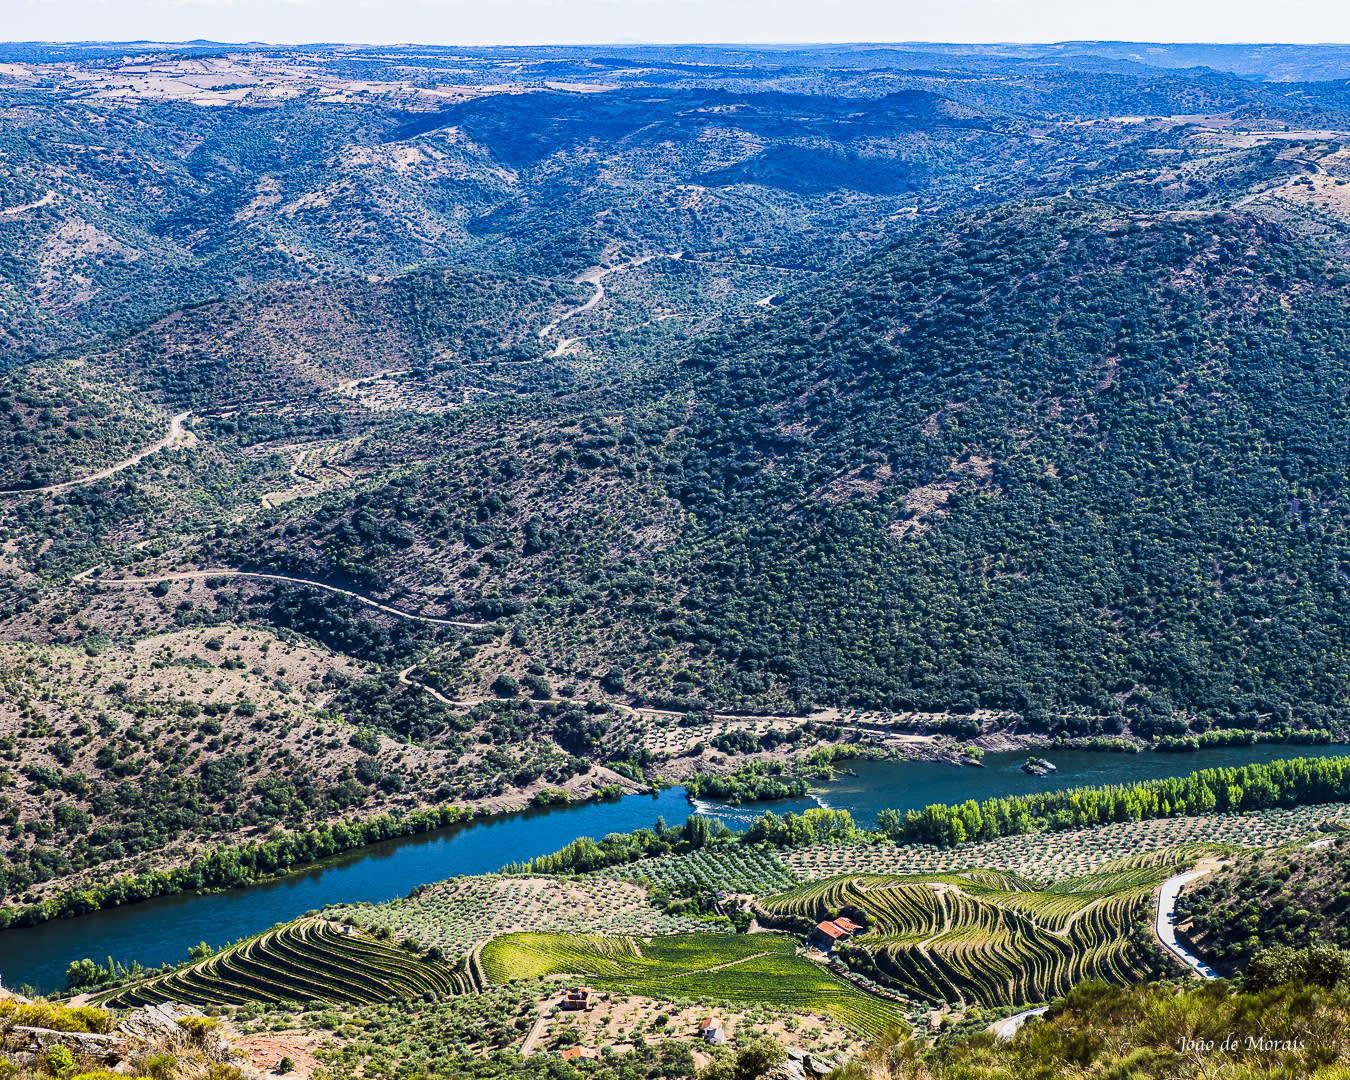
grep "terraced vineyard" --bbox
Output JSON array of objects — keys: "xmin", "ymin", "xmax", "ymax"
[
  {"xmin": 480, "ymin": 932, "xmax": 901, "ymax": 1036},
  {"xmin": 782, "ymin": 806, "xmax": 1349, "ymax": 883},
  {"xmin": 95, "ymin": 918, "xmax": 470, "ymax": 1008},
  {"xmin": 755, "ymin": 855, "xmax": 1186, "ymax": 1008}
]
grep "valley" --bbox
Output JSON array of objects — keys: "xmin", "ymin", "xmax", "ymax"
[{"xmin": 5, "ymin": 35, "xmax": 1350, "ymax": 1080}]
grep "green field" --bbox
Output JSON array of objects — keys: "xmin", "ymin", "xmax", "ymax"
[
  {"xmin": 755, "ymin": 852, "xmax": 1193, "ymax": 1008},
  {"xmin": 479, "ymin": 932, "xmax": 901, "ymax": 1036},
  {"xmin": 95, "ymin": 918, "xmax": 471, "ymax": 1008}
]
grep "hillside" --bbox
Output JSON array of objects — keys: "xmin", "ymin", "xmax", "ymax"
[
  {"xmin": 206, "ymin": 202, "xmax": 1350, "ymax": 731},
  {"xmin": 654, "ymin": 202, "xmax": 1350, "ymax": 724},
  {"xmin": 1175, "ymin": 834, "xmax": 1350, "ymax": 972}
]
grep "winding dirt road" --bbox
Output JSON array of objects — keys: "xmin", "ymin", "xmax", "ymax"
[
  {"xmin": 78, "ymin": 567, "xmax": 484, "ymax": 628},
  {"xmin": 0, "ymin": 412, "xmax": 192, "ymax": 497},
  {"xmin": 538, "ymin": 253, "xmax": 683, "ymax": 356},
  {"xmin": 0, "ymin": 190, "xmax": 55, "ymax": 217},
  {"xmin": 397, "ymin": 666, "xmax": 463, "ymax": 704}
]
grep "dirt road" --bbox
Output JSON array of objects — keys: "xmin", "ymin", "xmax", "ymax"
[
  {"xmin": 0, "ymin": 412, "xmax": 192, "ymax": 496},
  {"xmin": 79, "ymin": 567, "xmax": 484, "ymax": 628}
]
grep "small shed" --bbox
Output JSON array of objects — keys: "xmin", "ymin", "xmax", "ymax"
[{"xmin": 562, "ymin": 986, "xmax": 594, "ymax": 1011}]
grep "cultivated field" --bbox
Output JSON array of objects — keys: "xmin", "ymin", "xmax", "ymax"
[
  {"xmin": 480, "ymin": 932, "xmax": 902, "ymax": 1036},
  {"xmin": 324, "ymin": 875, "xmax": 714, "ymax": 962},
  {"xmin": 599, "ymin": 847, "xmax": 797, "ymax": 895},
  {"xmin": 781, "ymin": 806, "xmax": 1350, "ymax": 883},
  {"xmin": 757, "ymin": 854, "xmax": 1185, "ymax": 1008}
]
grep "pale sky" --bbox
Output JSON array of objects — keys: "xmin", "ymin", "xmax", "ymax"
[{"xmin": 5, "ymin": 0, "xmax": 1350, "ymax": 48}]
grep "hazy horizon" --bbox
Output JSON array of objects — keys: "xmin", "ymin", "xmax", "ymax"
[{"xmin": 5, "ymin": 0, "xmax": 1350, "ymax": 51}]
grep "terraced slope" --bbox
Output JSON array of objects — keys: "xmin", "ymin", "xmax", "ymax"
[
  {"xmin": 480, "ymin": 932, "xmax": 900, "ymax": 1036},
  {"xmin": 755, "ymin": 858, "xmax": 1186, "ymax": 1007},
  {"xmin": 95, "ymin": 918, "xmax": 470, "ymax": 1007}
]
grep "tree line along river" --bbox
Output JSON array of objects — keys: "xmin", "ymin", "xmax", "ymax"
[{"xmin": 2, "ymin": 743, "xmax": 1346, "ymax": 993}]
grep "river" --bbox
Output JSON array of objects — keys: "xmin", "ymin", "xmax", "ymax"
[
  {"xmin": 2, "ymin": 743, "xmax": 1345, "ymax": 993},
  {"xmin": 691, "ymin": 743, "xmax": 1350, "ymax": 826}
]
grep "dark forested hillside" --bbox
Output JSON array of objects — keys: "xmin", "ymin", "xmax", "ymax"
[
  {"xmin": 206, "ymin": 199, "xmax": 1350, "ymax": 731},
  {"xmin": 662, "ymin": 203, "xmax": 1350, "ymax": 723}
]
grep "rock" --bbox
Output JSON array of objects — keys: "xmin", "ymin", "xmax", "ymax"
[
  {"xmin": 118, "ymin": 1002, "xmax": 206, "ymax": 1042},
  {"xmin": 768, "ymin": 1060, "xmax": 808, "ymax": 1080},
  {"xmin": 12, "ymin": 1026, "xmax": 128, "ymax": 1062},
  {"xmin": 1021, "ymin": 757, "xmax": 1058, "ymax": 776}
]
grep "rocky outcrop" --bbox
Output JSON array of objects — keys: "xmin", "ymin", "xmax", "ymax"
[
  {"xmin": 10, "ymin": 1026, "xmax": 127, "ymax": 1062},
  {"xmin": 118, "ymin": 1002, "xmax": 207, "ymax": 1042},
  {"xmin": 2, "ymin": 1002, "xmax": 258, "ymax": 1079},
  {"xmin": 770, "ymin": 1046, "xmax": 845, "ymax": 1080}
]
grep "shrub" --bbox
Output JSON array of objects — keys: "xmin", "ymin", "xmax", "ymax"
[
  {"xmin": 176, "ymin": 1016, "xmax": 219, "ymax": 1041},
  {"xmin": 142, "ymin": 1054, "xmax": 176, "ymax": 1080}
]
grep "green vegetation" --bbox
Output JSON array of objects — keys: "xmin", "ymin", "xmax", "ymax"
[
  {"xmin": 480, "ymin": 932, "xmax": 901, "ymax": 1036},
  {"xmin": 502, "ymin": 757, "xmax": 1350, "ymax": 890},
  {"xmin": 95, "ymin": 918, "xmax": 468, "ymax": 1008},
  {"xmin": 10, "ymin": 41, "xmax": 1350, "ymax": 975},
  {"xmin": 784, "ymin": 806, "xmax": 1345, "ymax": 883},
  {"xmin": 599, "ymin": 847, "xmax": 796, "ymax": 896},
  {"xmin": 757, "ymin": 860, "xmax": 1172, "ymax": 1007},
  {"xmin": 874, "ymin": 755, "xmax": 1350, "ymax": 847},
  {"xmin": 844, "ymin": 977, "xmax": 1350, "ymax": 1080},
  {"xmin": 324, "ymin": 875, "xmax": 713, "ymax": 962},
  {"xmin": 683, "ymin": 761, "xmax": 810, "ymax": 804},
  {"xmin": 1, "ymin": 803, "xmax": 477, "ymax": 930},
  {"xmin": 1176, "ymin": 835, "xmax": 1350, "ymax": 972}
]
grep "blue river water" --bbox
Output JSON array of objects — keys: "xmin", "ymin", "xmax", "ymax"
[{"xmin": 2, "ymin": 743, "xmax": 1346, "ymax": 993}]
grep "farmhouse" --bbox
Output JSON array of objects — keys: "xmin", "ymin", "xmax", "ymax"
[
  {"xmin": 561, "ymin": 1047, "xmax": 599, "ymax": 1061},
  {"xmin": 701, "ymin": 1018, "xmax": 726, "ymax": 1045},
  {"xmin": 810, "ymin": 919, "xmax": 858, "ymax": 952}
]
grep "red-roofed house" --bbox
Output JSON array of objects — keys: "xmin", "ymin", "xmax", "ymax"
[
  {"xmin": 701, "ymin": 1017, "xmax": 726, "ymax": 1045},
  {"xmin": 811, "ymin": 920, "xmax": 854, "ymax": 953},
  {"xmin": 834, "ymin": 917, "xmax": 864, "ymax": 935}
]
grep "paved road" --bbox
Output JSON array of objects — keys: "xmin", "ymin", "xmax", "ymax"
[
  {"xmin": 80, "ymin": 567, "xmax": 484, "ymax": 628},
  {"xmin": 0, "ymin": 412, "xmax": 192, "ymax": 496},
  {"xmin": 1156, "ymin": 869, "xmax": 1220, "ymax": 979},
  {"xmin": 991, "ymin": 1006, "xmax": 1047, "ymax": 1041}
]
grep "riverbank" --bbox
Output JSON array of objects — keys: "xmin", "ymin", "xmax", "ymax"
[{"xmin": 6, "ymin": 745, "xmax": 1350, "ymax": 995}]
